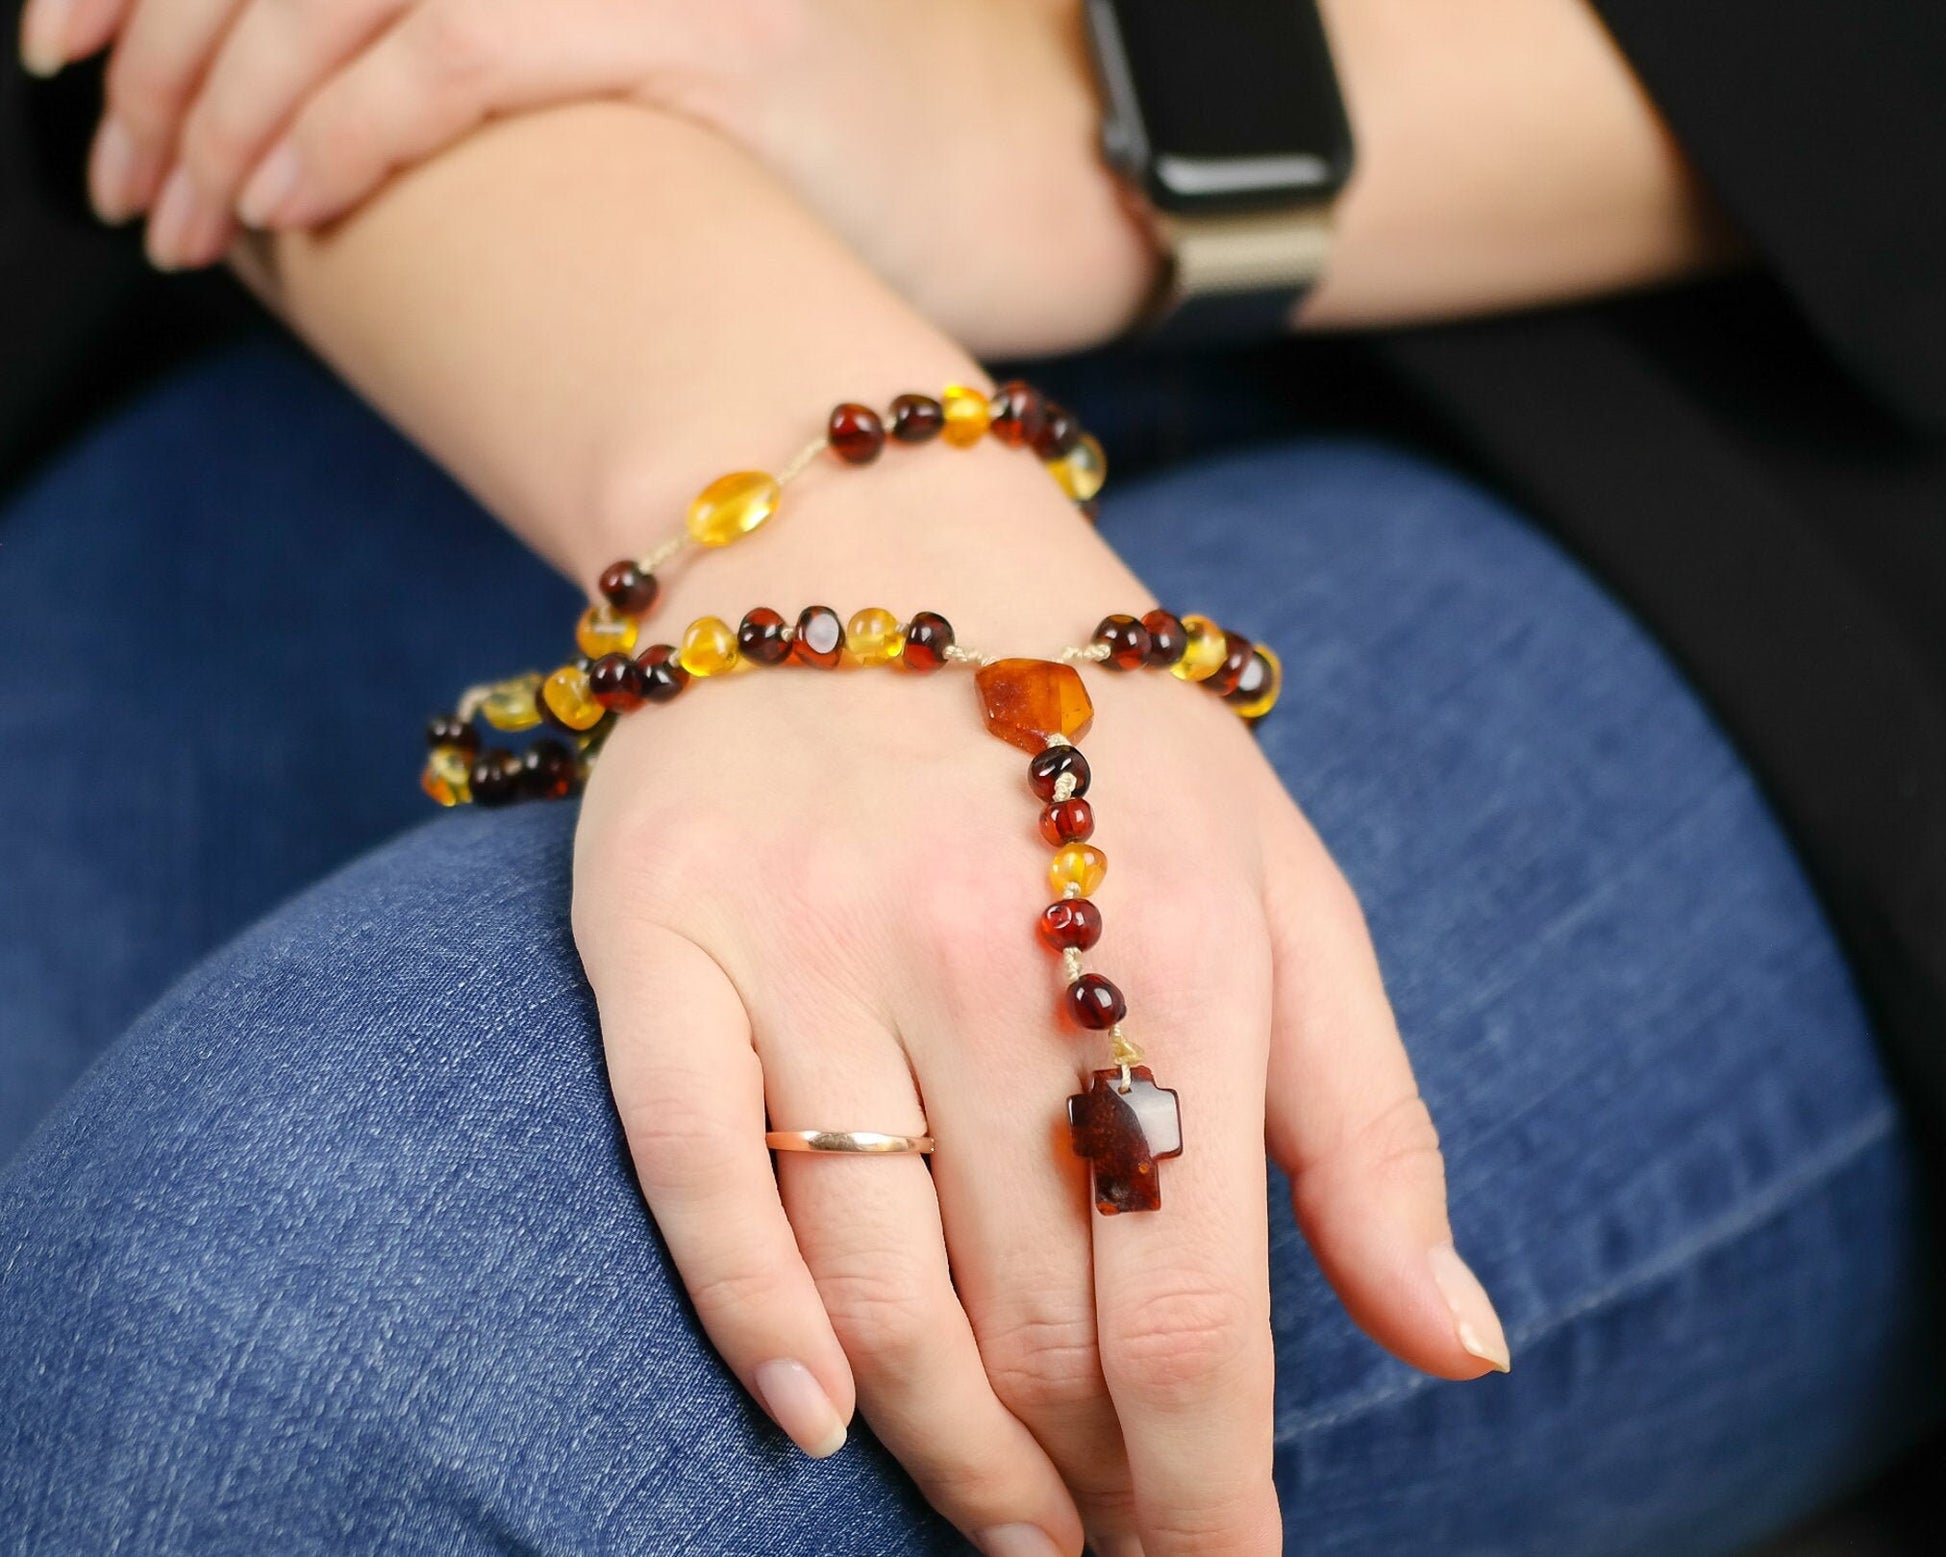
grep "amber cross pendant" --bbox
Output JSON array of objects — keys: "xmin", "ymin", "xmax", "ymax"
[{"xmin": 1067, "ymin": 1065, "xmax": 1184, "ymax": 1214}]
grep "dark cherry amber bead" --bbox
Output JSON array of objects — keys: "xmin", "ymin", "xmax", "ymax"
[
  {"xmin": 637, "ymin": 643, "xmax": 691, "ymax": 702},
  {"xmin": 901, "ymin": 611, "xmax": 955, "ymax": 672},
  {"xmin": 1207, "ymin": 633, "xmax": 1255, "ymax": 697},
  {"xmin": 889, "ymin": 393, "xmax": 945, "ymax": 443},
  {"xmin": 738, "ymin": 607, "xmax": 792, "ymax": 666},
  {"xmin": 1039, "ymin": 798, "xmax": 1095, "ymax": 846},
  {"xmin": 828, "ymin": 403, "xmax": 887, "ymax": 465},
  {"xmin": 1141, "ymin": 610, "xmax": 1187, "ymax": 668},
  {"xmin": 988, "ymin": 380, "xmax": 1047, "ymax": 448},
  {"xmin": 793, "ymin": 605, "xmax": 846, "ymax": 668},
  {"xmin": 1078, "ymin": 499, "xmax": 1100, "ymax": 524},
  {"xmin": 1066, "ymin": 973, "xmax": 1128, "ymax": 1030},
  {"xmin": 1027, "ymin": 744, "xmax": 1091, "ymax": 801},
  {"xmin": 587, "ymin": 652, "xmax": 646, "ymax": 711},
  {"xmin": 1031, "ymin": 402, "xmax": 1080, "ymax": 460},
  {"xmin": 521, "ymin": 738, "xmax": 579, "ymax": 801},
  {"xmin": 1093, "ymin": 614, "xmax": 1152, "ymax": 670},
  {"xmin": 598, "ymin": 559, "xmax": 660, "ymax": 615},
  {"xmin": 1038, "ymin": 898, "xmax": 1104, "ymax": 952},
  {"xmin": 469, "ymin": 748, "xmax": 520, "ymax": 807},
  {"xmin": 426, "ymin": 714, "xmax": 479, "ymax": 752}
]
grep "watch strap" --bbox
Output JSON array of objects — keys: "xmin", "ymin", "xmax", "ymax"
[{"xmin": 1139, "ymin": 199, "xmax": 1337, "ymax": 347}]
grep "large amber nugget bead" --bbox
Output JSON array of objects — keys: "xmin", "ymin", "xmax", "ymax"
[
  {"xmin": 479, "ymin": 674, "xmax": 544, "ymax": 731},
  {"xmin": 941, "ymin": 383, "xmax": 992, "ymax": 447},
  {"xmin": 845, "ymin": 607, "xmax": 903, "ymax": 666},
  {"xmin": 1050, "ymin": 432, "xmax": 1107, "ymax": 501},
  {"xmin": 1050, "ymin": 842, "xmax": 1108, "ymax": 898},
  {"xmin": 975, "ymin": 659, "xmax": 1094, "ymax": 753},
  {"xmin": 679, "ymin": 616, "xmax": 741, "ymax": 677},
  {"xmin": 420, "ymin": 744, "xmax": 473, "ymax": 807},
  {"xmin": 1226, "ymin": 644, "xmax": 1283, "ymax": 720},
  {"xmin": 541, "ymin": 664, "xmax": 606, "ymax": 731},
  {"xmin": 687, "ymin": 470, "xmax": 781, "ymax": 547},
  {"xmin": 1170, "ymin": 614, "xmax": 1228, "ymax": 682},
  {"xmin": 576, "ymin": 603, "xmax": 640, "ymax": 659}
]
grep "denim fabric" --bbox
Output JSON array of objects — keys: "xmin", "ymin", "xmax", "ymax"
[{"xmin": 0, "ymin": 343, "xmax": 1939, "ymax": 1554}]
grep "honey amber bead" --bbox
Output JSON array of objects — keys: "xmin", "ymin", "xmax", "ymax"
[
  {"xmin": 988, "ymin": 380, "xmax": 1046, "ymax": 448},
  {"xmin": 420, "ymin": 744, "xmax": 473, "ymax": 807},
  {"xmin": 1050, "ymin": 842, "xmax": 1108, "ymax": 898},
  {"xmin": 1170, "ymin": 614, "xmax": 1228, "ymax": 682},
  {"xmin": 737, "ymin": 607, "xmax": 792, "ymax": 666},
  {"xmin": 1226, "ymin": 644, "xmax": 1283, "ymax": 720},
  {"xmin": 468, "ymin": 748, "xmax": 520, "ymax": 808},
  {"xmin": 845, "ymin": 607, "xmax": 903, "ymax": 666},
  {"xmin": 889, "ymin": 393, "xmax": 945, "ymax": 443},
  {"xmin": 587, "ymin": 652, "xmax": 646, "ymax": 711},
  {"xmin": 540, "ymin": 664, "xmax": 607, "ymax": 731},
  {"xmin": 828, "ymin": 403, "xmax": 887, "ymax": 465},
  {"xmin": 1050, "ymin": 432, "xmax": 1107, "ymax": 501},
  {"xmin": 598, "ymin": 559, "xmax": 660, "ymax": 615},
  {"xmin": 1206, "ymin": 632, "xmax": 1255, "ymax": 697},
  {"xmin": 1092, "ymin": 614, "xmax": 1152, "ymax": 670},
  {"xmin": 1038, "ymin": 899, "xmax": 1104, "ymax": 952},
  {"xmin": 687, "ymin": 470, "xmax": 781, "ymax": 547},
  {"xmin": 900, "ymin": 611, "xmax": 955, "ymax": 672},
  {"xmin": 1027, "ymin": 744, "xmax": 1091, "ymax": 800},
  {"xmin": 975, "ymin": 658, "xmax": 1094, "ymax": 752},
  {"xmin": 1141, "ymin": 610, "xmax": 1187, "ymax": 668},
  {"xmin": 1066, "ymin": 973, "xmax": 1127, "ymax": 1030},
  {"xmin": 425, "ymin": 714, "xmax": 479, "ymax": 752},
  {"xmin": 1039, "ymin": 798, "xmax": 1095, "ymax": 846},
  {"xmin": 1031, "ymin": 402, "xmax": 1080, "ymax": 460},
  {"xmin": 637, "ymin": 643, "xmax": 691, "ymax": 702},
  {"xmin": 477, "ymin": 674, "xmax": 542, "ymax": 732},
  {"xmin": 520, "ymin": 738, "xmax": 578, "ymax": 801},
  {"xmin": 679, "ymin": 616, "xmax": 741, "ymax": 677},
  {"xmin": 576, "ymin": 603, "xmax": 640, "ymax": 659},
  {"xmin": 793, "ymin": 605, "xmax": 845, "ymax": 669},
  {"xmin": 941, "ymin": 383, "xmax": 991, "ymax": 447}
]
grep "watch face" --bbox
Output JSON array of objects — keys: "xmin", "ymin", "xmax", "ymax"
[{"xmin": 1088, "ymin": 0, "xmax": 1354, "ymax": 213}]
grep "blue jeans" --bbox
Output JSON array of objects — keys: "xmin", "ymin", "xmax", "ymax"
[{"xmin": 1, "ymin": 342, "xmax": 1939, "ymax": 1555}]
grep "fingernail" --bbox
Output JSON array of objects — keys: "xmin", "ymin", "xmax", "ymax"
[
  {"xmin": 238, "ymin": 142, "xmax": 299, "ymax": 229},
  {"xmin": 19, "ymin": 0, "xmax": 73, "ymax": 77},
  {"xmin": 978, "ymin": 1525, "xmax": 1063, "ymax": 1557},
  {"xmin": 1428, "ymin": 1242, "xmax": 1511, "ymax": 1373},
  {"xmin": 752, "ymin": 1358, "xmax": 847, "ymax": 1459},
  {"xmin": 89, "ymin": 119, "xmax": 141, "ymax": 225}
]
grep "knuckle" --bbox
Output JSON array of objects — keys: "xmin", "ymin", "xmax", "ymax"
[
  {"xmin": 979, "ymin": 1311, "xmax": 1105, "ymax": 1417},
  {"xmin": 105, "ymin": 52, "xmax": 187, "ymax": 138},
  {"xmin": 816, "ymin": 1263, "xmax": 936, "ymax": 1369},
  {"xmin": 679, "ymin": 1261, "xmax": 779, "ymax": 1334},
  {"xmin": 179, "ymin": 106, "xmax": 251, "ymax": 184},
  {"xmin": 1103, "ymin": 1279, "xmax": 1259, "ymax": 1401},
  {"xmin": 621, "ymin": 1081, "xmax": 745, "ymax": 1193},
  {"xmin": 1345, "ymin": 1091, "xmax": 1447, "ymax": 1194}
]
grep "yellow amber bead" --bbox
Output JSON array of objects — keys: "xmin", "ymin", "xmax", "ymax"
[
  {"xmin": 542, "ymin": 665, "xmax": 606, "ymax": 731},
  {"xmin": 679, "ymin": 616, "xmax": 741, "ymax": 677},
  {"xmin": 1230, "ymin": 644, "xmax": 1283, "ymax": 720},
  {"xmin": 478, "ymin": 674, "xmax": 543, "ymax": 732},
  {"xmin": 941, "ymin": 384, "xmax": 992, "ymax": 447},
  {"xmin": 687, "ymin": 470, "xmax": 781, "ymax": 547},
  {"xmin": 575, "ymin": 603, "xmax": 640, "ymax": 659},
  {"xmin": 845, "ymin": 607, "xmax": 903, "ymax": 666},
  {"xmin": 1050, "ymin": 843, "xmax": 1108, "ymax": 898},
  {"xmin": 420, "ymin": 745, "xmax": 472, "ymax": 807},
  {"xmin": 1050, "ymin": 432, "xmax": 1107, "ymax": 501},
  {"xmin": 1170, "ymin": 614, "xmax": 1227, "ymax": 682}
]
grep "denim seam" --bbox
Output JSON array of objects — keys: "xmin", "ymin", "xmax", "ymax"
[{"xmin": 1275, "ymin": 1102, "xmax": 1900, "ymax": 1442}]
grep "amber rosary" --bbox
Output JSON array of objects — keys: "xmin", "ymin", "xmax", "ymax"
[{"xmin": 421, "ymin": 382, "xmax": 1281, "ymax": 1216}]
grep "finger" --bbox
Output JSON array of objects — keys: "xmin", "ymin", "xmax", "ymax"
[
  {"xmin": 1090, "ymin": 900, "xmax": 1283, "ymax": 1557},
  {"xmin": 586, "ymin": 922, "xmax": 857, "ymax": 1459},
  {"xmin": 1260, "ymin": 804, "xmax": 1512, "ymax": 1378},
  {"xmin": 19, "ymin": 0, "xmax": 132, "ymax": 76},
  {"xmin": 101, "ymin": 0, "xmax": 239, "ymax": 217},
  {"xmin": 758, "ymin": 985, "xmax": 1087, "ymax": 1557}
]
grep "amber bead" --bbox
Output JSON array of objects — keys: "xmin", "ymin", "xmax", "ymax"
[
  {"xmin": 941, "ymin": 383, "xmax": 991, "ymax": 447},
  {"xmin": 975, "ymin": 658, "xmax": 1094, "ymax": 753},
  {"xmin": 988, "ymin": 380, "xmax": 1046, "ymax": 448},
  {"xmin": 598, "ymin": 559, "xmax": 660, "ymax": 615},
  {"xmin": 1031, "ymin": 402, "xmax": 1080, "ymax": 460},
  {"xmin": 520, "ymin": 737, "xmax": 578, "ymax": 801},
  {"xmin": 1170, "ymin": 614, "xmax": 1228, "ymax": 682},
  {"xmin": 1038, "ymin": 898, "xmax": 1104, "ymax": 952},
  {"xmin": 827, "ymin": 403, "xmax": 887, "ymax": 465},
  {"xmin": 1049, "ymin": 842, "xmax": 1108, "ymax": 898},
  {"xmin": 1039, "ymin": 798, "xmax": 1095, "ymax": 846},
  {"xmin": 1205, "ymin": 632, "xmax": 1255, "ymax": 698},
  {"xmin": 1226, "ymin": 644, "xmax": 1283, "ymax": 720},
  {"xmin": 1050, "ymin": 432, "xmax": 1107, "ymax": 501},
  {"xmin": 1092, "ymin": 614, "xmax": 1152, "ymax": 670},
  {"xmin": 900, "ymin": 611, "xmax": 955, "ymax": 672},
  {"xmin": 1068, "ymin": 1066, "xmax": 1182, "ymax": 1215},
  {"xmin": 576, "ymin": 603, "xmax": 640, "ymax": 659},
  {"xmin": 587, "ymin": 652, "xmax": 646, "ymax": 711},
  {"xmin": 889, "ymin": 393, "xmax": 945, "ymax": 443},
  {"xmin": 1066, "ymin": 973, "xmax": 1127, "ymax": 1030},
  {"xmin": 845, "ymin": 607, "xmax": 903, "ymax": 666},
  {"xmin": 469, "ymin": 748, "xmax": 520, "ymax": 807},
  {"xmin": 793, "ymin": 605, "xmax": 846, "ymax": 669},
  {"xmin": 637, "ymin": 643, "xmax": 691, "ymax": 702},
  {"xmin": 1078, "ymin": 499, "xmax": 1101, "ymax": 524},
  {"xmin": 420, "ymin": 744, "xmax": 473, "ymax": 807},
  {"xmin": 1027, "ymin": 744, "xmax": 1091, "ymax": 800},
  {"xmin": 679, "ymin": 616, "xmax": 741, "ymax": 677},
  {"xmin": 737, "ymin": 607, "xmax": 792, "ymax": 666},
  {"xmin": 1141, "ymin": 610, "xmax": 1187, "ymax": 668},
  {"xmin": 426, "ymin": 714, "xmax": 479, "ymax": 752},
  {"xmin": 540, "ymin": 664, "xmax": 607, "ymax": 731},
  {"xmin": 687, "ymin": 470, "xmax": 781, "ymax": 547}
]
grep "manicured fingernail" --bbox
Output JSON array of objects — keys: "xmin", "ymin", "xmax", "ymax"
[
  {"xmin": 89, "ymin": 118, "xmax": 141, "ymax": 225},
  {"xmin": 978, "ymin": 1525, "xmax": 1063, "ymax": 1557},
  {"xmin": 19, "ymin": 0, "xmax": 72, "ymax": 76},
  {"xmin": 753, "ymin": 1359, "xmax": 847, "ymax": 1459},
  {"xmin": 1428, "ymin": 1242, "xmax": 1511, "ymax": 1373},
  {"xmin": 238, "ymin": 142, "xmax": 299, "ymax": 229}
]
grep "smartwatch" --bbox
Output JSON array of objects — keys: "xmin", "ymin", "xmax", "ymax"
[{"xmin": 1082, "ymin": 0, "xmax": 1355, "ymax": 343}]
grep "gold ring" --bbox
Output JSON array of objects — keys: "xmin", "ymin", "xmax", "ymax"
[{"xmin": 765, "ymin": 1130, "xmax": 936, "ymax": 1155}]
